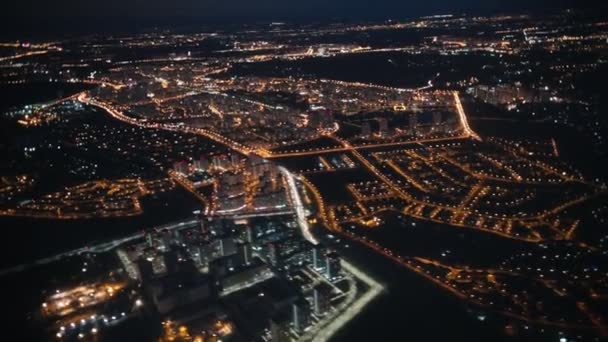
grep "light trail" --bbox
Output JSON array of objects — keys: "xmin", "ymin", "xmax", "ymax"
[
  {"xmin": 209, "ymin": 210, "xmax": 293, "ymax": 220},
  {"xmin": 551, "ymin": 138, "xmax": 560, "ymax": 157},
  {"xmin": 453, "ymin": 91, "xmax": 481, "ymax": 141},
  {"xmin": 278, "ymin": 166, "xmax": 318, "ymax": 245}
]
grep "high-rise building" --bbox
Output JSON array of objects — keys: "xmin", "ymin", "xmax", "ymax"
[
  {"xmin": 268, "ymin": 243, "xmax": 279, "ymax": 266},
  {"xmin": 311, "ymin": 245, "xmax": 325, "ymax": 270},
  {"xmin": 147, "ymin": 269, "xmax": 212, "ymax": 315},
  {"xmin": 313, "ymin": 284, "xmax": 332, "ymax": 316},
  {"xmin": 378, "ymin": 118, "xmax": 389, "ymax": 137},
  {"xmin": 243, "ymin": 225, "xmax": 254, "ymax": 244},
  {"xmin": 172, "ymin": 229, "xmax": 183, "ymax": 245},
  {"xmin": 163, "ymin": 250, "xmax": 180, "ymax": 274},
  {"xmin": 325, "ymin": 252, "xmax": 341, "ymax": 280},
  {"xmin": 219, "ymin": 238, "xmax": 237, "ymax": 257},
  {"xmin": 136, "ymin": 258, "xmax": 154, "ymax": 281},
  {"xmin": 146, "ymin": 233, "xmax": 154, "ymax": 247},
  {"xmin": 269, "ymin": 315, "xmax": 291, "ymax": 342},
  {"xmin": 292, "ymin": 298, "xmax": 311, "ymax": 334},
  {"xmin": 200, "ymin": 220, "xmax": 211, "ymax": 243},
  {"xmin": 193, "ymin": 156, "xmax": 210, "ymax": 171},
  {"xmin": 173, "ymin": 161, "xmax": 189, "ymax": 175},
  {"xmin": 210, "ymin": 219, "xmax": 230, "ymax": 237},
  {"xmin": 230, "ymin": 153, "xmax": 241, "ymax": 168},
  {"xmin": 409, "ymin": 113, "xmax": 418, "ymax": 135},
  {"xmin": 236, "ymin": 242, "xmax": 253, "ymax": 266},
  {"xmin": 212, "ymin": 154, "xmax": 231, "ymax": 170}
]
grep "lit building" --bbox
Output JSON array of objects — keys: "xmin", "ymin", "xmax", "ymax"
[
  {"xmin": 269, "ymin": 315, "xmax": 291, "ymax": 342},
  {"xmin": 218, "ymin": 238, "xmax": 237, "ymax": 257},
  {"xmin": 136, "ymin": 258, "xmax": 155, "ymax": 281},
  {"xmin": 268, "ymin": 243, "xmax": 279, "ymax": 266},
  {"xmin": 313, "ymin": 283, "xmax": 332, "ymax": 316},
  {"xmin": 163, "ymin": 250, "xmax": 180, "ymax": 274},
  {"xmin": 193, "ymin": 156, "xmax": 210, "ymax": 171},
  {"xmin": 311, "ymin": 245, "xmax": 325, "ymax": 270},
  {"xmin": 230, "ymin": 153, "xmax": 241, "ymax": 168},
  {"xmin": 212, "ymin": 154, "xmax": 231, "ymax": 170},
  {"xmin": 236, "ymin": 242, "xmax": 253, "ymax": 266},
  {"xmin": 325, "ymin": 252, "xmax": 341, "ymax": 280},
  {"xmin": 292, "ymin": 298, "xmax": 311, "ymax": 334},
  {"xmin": 147, "ymin": 267, "xmax": 212, "ymax": 315},
  {"xmin": 409, "ymin": 113, "xmax": 418, "ymax": 135},
  {"xmin": 378, "ymin": 118, "xmax": 389, "ymax": 137},
  {"xmin": 173, "ymin": 161, "xmax": 189, "ymax": 175}
]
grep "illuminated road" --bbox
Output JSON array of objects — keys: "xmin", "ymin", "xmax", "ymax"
[
  {"xmin": 304, "ymin": 259, "xmax": 384, "ymax": 342},
  {"xmin": 266, "ymin": 135, "xmax": 470, "ymax": 159},
  {"xmin": 209, "ymin": 210, "xmax": 294, "ymax": 220},
  {"xmin": 79, "ymin": 91, "xmax": 476, "ymax": 165},
  {"xmin": 0, "ymin": 220, "xmax": 199, "ymax": 277},
  {"xmin": 0, "ymin": 49, "xmax": 48, "ymax": 62},
  {"xmin": 78, "ymin": 94, "xmax": 254, "ymax": 156},
  {"xmin": 278, "ymin": 166, "xmax": 319, "ymax": 245},
  {"xmin": 453, "ymin": 91, "xmax": 481, "ymax": 140},
  {"xmin": 167, "ymin": 170, "xmax": 210, "ymax": 209}
]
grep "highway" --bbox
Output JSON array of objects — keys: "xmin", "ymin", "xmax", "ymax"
[
  {"xmin": 278, "ymin": 166, "xmax": 319, "ymax": 245},
  {"xmin": 265, "ymin": 135, "xmax": 470, "ymax": 159},
  {"xmin": 0, "ymin": 49, "xmax": 48, "ymax": 62},
  {"xmin": 209, "ymin": 210, "xmax": 294, "ymax": 220},
  {"xmin": 453, "ymin": 91, "xmax": 481, "ymax": 140}
]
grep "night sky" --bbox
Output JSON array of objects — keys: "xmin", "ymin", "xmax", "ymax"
[
  {"xmin": 1, "ymin": 0, "xmax": 604, "ymax": 38},
  {"xmin": 4, "ymin": 0, "xmax": 596, "ymax": 17}
]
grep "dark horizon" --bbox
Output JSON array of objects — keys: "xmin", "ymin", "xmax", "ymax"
[{"xmin": 1, "ymin": 0, "xmax": 605, "ymax": 40}]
